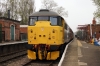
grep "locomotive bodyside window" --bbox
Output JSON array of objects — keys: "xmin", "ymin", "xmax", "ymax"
[
  {"xmin": 50, "ymin": 17, "xmax": 57, "ymax": 25},
  {"xmin": 65, "ymin": 23, "xmax": 67, "ymax": 30},
  {"xmin": 58, "ymin": 17, "xmax": 62, "ymax": 26},
  {"xmin": 29, "ymin": 17, "xmax": 37, "ymax": 25}
]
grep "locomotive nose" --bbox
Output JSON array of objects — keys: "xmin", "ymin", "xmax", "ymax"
[
  {"xmin": 28, "ymin": 21, "xmax": 57, "ymax": 45},
  {"xmin": 36, "ymin": 27, "xmax": 49, "ymax": 43}
]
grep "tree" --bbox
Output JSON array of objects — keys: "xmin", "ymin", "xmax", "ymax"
[
  {"xmin": 18, "ymin": 0, "xmax": 35, "ymax": 24},
  {"xmin": 76, "ymin": 30, "xmax": 83, "ymax": 40},
  {"xmin": 92, "ymin": 0, "xmax": 100, "ymax": 22},
  {"xmin": 0, "ymin": 0, "xmax": 36, "ymax": 24},
  {"xmin": 92, "ymin": 0, "xmax": 100, "ymax": 6},
  {"xmin": 0, "ymin": 2, "xmax": 3, "ymax": 16},
  {"xmin": 0, "ymin": 0, "xmax": 7, "ymax": 17},
  {"xmin": 6, "ymin": 0, "xmax": 18, "ymax": 19},
  {"xmin": 41, "ymin": 0, "xmax": 68, "ymax": 17},
  {"xmin": 0, "ymin": 0, "xmax": 19, "ymax": 19}
]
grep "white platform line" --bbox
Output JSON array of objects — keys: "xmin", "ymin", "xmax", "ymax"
[
  {"xmin": 78, "ymin": 47, "xmax": 83, "ymax": 57},
  {"xmin": 0, "ymin": 41, "xmax": 28, "ymax": 46},
  {"xmin": 58, "ymin": 39, "xmax": 74, "ymax": 66},
  {"xmin": 78, "ymin": 60, "xmax": 87, "ymax": 66}
]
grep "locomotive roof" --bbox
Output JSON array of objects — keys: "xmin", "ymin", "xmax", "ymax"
[{"xmin": 30, "ymin": 9, "xmax": 60, "ymax": 16}]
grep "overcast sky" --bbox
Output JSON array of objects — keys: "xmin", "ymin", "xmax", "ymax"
[{"xmin": 35, "ymin": 0, "xmax": 97, "ymax": 32}]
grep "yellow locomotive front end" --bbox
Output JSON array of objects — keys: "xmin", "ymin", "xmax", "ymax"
[{"xmin": 27, "ymin": 9, "xmax": 64, "ymax": 60}]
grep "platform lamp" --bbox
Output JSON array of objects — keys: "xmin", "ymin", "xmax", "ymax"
[{"xmin": 92, "ymin": 17, "xmax": 96, "ymax": 39}]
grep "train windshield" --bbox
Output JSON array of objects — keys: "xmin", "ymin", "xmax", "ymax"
[
  {"xmin": 29, "ymin": 16, "xmax": 62, "ymax": 26},
  {"xmin": 38, "ymin": 16, "xmax": 49, "ymax": 21},
  {"xmin": 29, "ymin": 17, "xmax": 37, "ymax": 25}
]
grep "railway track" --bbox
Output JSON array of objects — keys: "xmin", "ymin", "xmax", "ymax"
[
  {"xmin": 0, "ymin": 50, "xmax": 27, "ymax": 63},
  {"xmin": 0, "ymin": 49, "xmax": 26, "ymax": 57},
  {"xmin": 3, "ymin": 55, "xmax": 60, "ymax": 66},
  {"xmin": 0, "ymin": 55, "xmax": 26, "ymax": 66},
  {"xmin": 0, "ymin": 40, "xmax": 73, "ymax": 66}
]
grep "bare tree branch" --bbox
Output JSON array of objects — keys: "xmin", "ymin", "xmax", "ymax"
[
  {"xmin": 18, "ymin": 0, "xmax": 36, "ymax": 24},
  {"xmin": 0, "ymin": 0, "xmax": 36, "ymax": 24},
  {"xmin": 41, "ymin": 0, "xmax": 68, "ymax": 17}
]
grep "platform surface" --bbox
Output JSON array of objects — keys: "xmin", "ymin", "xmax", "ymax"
[
  {"xmin": 0, "ymin": 41, "xmax": 27, "ymax": 46},
  {"xmin": 62, "ymin": 38, "xmax": 100, "ymax": 66}
]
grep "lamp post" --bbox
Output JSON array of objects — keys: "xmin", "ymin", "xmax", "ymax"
[
  {"xmin": 94, "ymin": 24, "xmax": 96, "ymax": 38},
  {"xmin": 90, "ymin": 23, "xmax": 92, "ymax": 38},
  {"xmin": 92, "ymin": 17, "xmax": 96, "ymax": 39}
]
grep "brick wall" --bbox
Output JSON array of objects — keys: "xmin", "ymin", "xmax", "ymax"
[
  {"xmin": 20, "ymin": 25, "xmax": 28, "ymax": 33},
  {"xmin": 0, "ymin": 17, "xmax": 20, "ymax": 41},
  {"xmin": 87, "ymin": 24, "xmax": 100, "ymax": 40},
  {"xmin": 20, "ymin": 25, "xmax": 28, "ymax": 40}
]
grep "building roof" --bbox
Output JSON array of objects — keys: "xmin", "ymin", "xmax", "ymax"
[
  {"xmin": 87, "ymin": 24, "xmax": 100, "ymax": 26},
  {"xmin": 0, "ymin": 17, "xmax": 20, "ymax": 23},
  {"xmin": 30, "ymin": 9, "xmax": 60, "ymax": 16}
]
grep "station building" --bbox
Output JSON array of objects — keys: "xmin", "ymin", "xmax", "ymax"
[
  {"xmin": 77, "ymin": 17, "xmax": 100, "ymax": 42},
  {"xmin": 85, "ymin": 18, "xmax": 100, "ymax": 40},
  {"xmin": 0, "ymin": 17, "xmax": 20, "ymax": 42},
  {"xmin": 86, "ymin": 23, "xmax": 100, "ymax": 40},
  {"xmin": 0, "ymin": 17, "xmax": 28, "ymax": 42},
  {"xmin": 20, "ymin": 25, "xmax": 28, "ymax": 41}
]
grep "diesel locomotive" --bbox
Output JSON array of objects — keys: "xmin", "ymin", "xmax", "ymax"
[{"xmin": 27, "ymin": 9, "xmax": 74, "ymax": 60}]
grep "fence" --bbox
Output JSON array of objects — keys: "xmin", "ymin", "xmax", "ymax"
[{"xmin": 20, "ymin": 33, "xmax": 27, "ymax": 41}]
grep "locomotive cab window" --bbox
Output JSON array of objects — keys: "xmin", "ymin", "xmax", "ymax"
[
  {"xmin": 50, "ymin": 17, "xmax": 57, "ymax": 25},
  {"xmin": 29, "ymin": 16, "xmax": 62, "ymax": 26},
  {"xmin": 50, "ymin": 16, "xmax": 62, "ymax": 26},
  {"xmin": 29, "ymin": 17, "xmax": 37, "ymax": 25}
]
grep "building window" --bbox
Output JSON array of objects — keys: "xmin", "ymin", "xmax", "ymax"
[{"xmin": 99, "ymin": 31, "xmax": 100, "ymax": 33}]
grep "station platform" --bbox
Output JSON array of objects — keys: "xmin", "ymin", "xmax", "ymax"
[
  {"xmin": 0, "ymin": 41, "xmax": 27, "ymax": 57},
  {"xmin": 0, "ymin": 41, "xmax": 27, "ymax": 46},
  {"xmin": 62, "ymin": 38, "xmax": 100, "ymax": 66}
]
